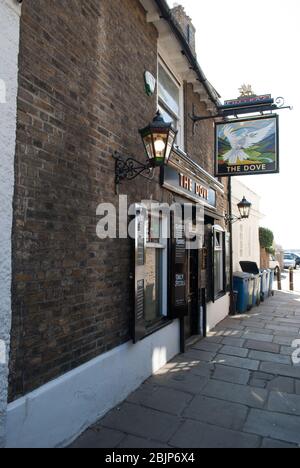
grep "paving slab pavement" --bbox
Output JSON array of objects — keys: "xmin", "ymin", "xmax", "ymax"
[{"xmin": 70, "ymin": 291, "xmax": 300, "ymax": 449}]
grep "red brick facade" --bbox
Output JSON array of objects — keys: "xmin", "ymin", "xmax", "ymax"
[{"xmin": 9, "ymin": 0, "xmax": 229, "ymax": 400}]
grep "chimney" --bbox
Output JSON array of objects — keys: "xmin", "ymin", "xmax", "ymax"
[{"xmin": 171, "ymin": 4, "xmax": 197, "ymax": 56}]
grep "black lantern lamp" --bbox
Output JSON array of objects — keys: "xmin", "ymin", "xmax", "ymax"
[
  {"xmin": 113, "ymin": 112, "xmax": 177, "ymax": 191},
  {"xmin": 237, "ymin": 196, "xmax": 252, "ymax": 220},
  {"xmin": 225, "ymin": 196, "xmax": 252, "ymax": 225},
  {"xmin": 139, "ymin": 111, "xmax": 177, "ymax": 167}
]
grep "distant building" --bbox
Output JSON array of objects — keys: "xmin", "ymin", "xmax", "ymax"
[{"xmin": 231, "ymin": 179, "xmax": 263, "ymax": 272}]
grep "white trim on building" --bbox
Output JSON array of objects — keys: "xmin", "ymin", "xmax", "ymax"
[{"xmin": 6, "ymin": 321, "xmax": 180, "ymax": 448}]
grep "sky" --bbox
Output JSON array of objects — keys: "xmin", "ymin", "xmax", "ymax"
[{"xmin": 168, "ymin": 0, "xmax": 300, "ymax": 249}]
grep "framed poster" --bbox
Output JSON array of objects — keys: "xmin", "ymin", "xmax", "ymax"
[{"xmin": 215, "ymin": 115, "xmax": 279, "ymax": 177}]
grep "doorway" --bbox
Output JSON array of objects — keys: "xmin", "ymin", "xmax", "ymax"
[{"xmin": 184, "ymin": 245, "xmax": 199, "ymax": 340}]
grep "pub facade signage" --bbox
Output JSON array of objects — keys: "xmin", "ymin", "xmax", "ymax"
[{"xmin": 162, "ymin": 165, "xmax": 216, "ymax": 208}]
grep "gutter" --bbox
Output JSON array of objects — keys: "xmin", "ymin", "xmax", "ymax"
[{"xmin": 154, "ymin": 0, "xmax": 221, "ymax": 108}]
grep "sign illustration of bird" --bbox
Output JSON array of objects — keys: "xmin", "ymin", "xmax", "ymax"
[{"xmin": 222, "ymin": 122, "xmax": 275, "ymax": 164}]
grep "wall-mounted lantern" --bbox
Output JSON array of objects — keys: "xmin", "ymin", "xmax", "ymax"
[
  {"xmin": 114, "ymin": 112, "xmax": 177, "ymax": 190},
  {"xmin": 225, "ymin": 196, "xmax": 252, "ymax": 225},
  {"xmin": 237, "ymin": 196, "xmax": 252, "ymax": 220}
]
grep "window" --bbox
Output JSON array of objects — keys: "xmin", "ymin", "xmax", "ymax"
[
  {"xmin": 158, "ymin": 60, "xmax": 184, "ymax": 149},
  {"xmin": 213, "ymin": 226, "xmax": 227, "ymax": 299},
  {"xmin": 144, "ymin": 212, "xmax": 168, "ymax": 325}
]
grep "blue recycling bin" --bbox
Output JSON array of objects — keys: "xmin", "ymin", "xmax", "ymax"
[
  {"xmin": 261, "ymin": 269, "xmax": 269, "ymax": 302},
  {"xmin": 252, "ymin": 274, "xmax": 262, "ymax": 307},
  {"xmin": 248, "ymin": 275, "xmax": 255, "ymax": 310},
  {"xmin": 233, "ymin": 272, "xmax": 252, "ymax": 314}
]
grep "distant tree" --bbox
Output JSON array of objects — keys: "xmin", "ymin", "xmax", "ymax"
[{"xmin": 259, "ymin": 227, "xmax": 274, "ymax": 249}]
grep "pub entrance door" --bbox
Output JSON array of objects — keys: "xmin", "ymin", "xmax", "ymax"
[{"xmin": 184, "ymin": 248, "xmax": 199, "ymax": 340}]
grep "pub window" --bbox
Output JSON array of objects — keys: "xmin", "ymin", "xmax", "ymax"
[
  {"xmin": 158, "ymin": 59, "xmax": 184, "ymax": 149},
  {"xmin": 213, "ymin": 226, "xmax": 226, "ymax": 299},
  {"xmin": 144, "ymin": 212, "xmax": 168, "ymax": 326}
]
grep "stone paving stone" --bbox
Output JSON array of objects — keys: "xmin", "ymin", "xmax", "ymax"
[
  {"xmin": 213, "ymin": 365, "xmax": 250, "ymax": 385},
  {"xmin": 273, "ymin": 335, "xmax": 295, "ymax": 346},
  {"xmin": 154, "ymin": 362, "xmax": 178, "ymax": 375},
  {"xmin": 249, "ymin": 379, "xmax": 267, "ymax": 389},
  {"xmin": 215, "ymin": 322, "xmax": 245, "ymax": 331},
  {"xmin": 265, "ymin": 324, "xmax": 300, "ymax": 334},
  {"xmin": 192, "ymin": 340, "xmax": 222, "ymax": 353},
  {"xmin": 214, "ymin": 354, "xmax": 260, "ymax": 371},
  {"xmin": 260, "ymin": 362, "xmax": 300, "ymax": 379},
  {"xmin": 239, "ymin": 320, "xmax": 266, "ymax": 329},
  {"xmin": 201, "ymin": 380, "xmax": 268, "ymax": 408},
  {"xmin": 244, "ymin": 327, "xmax": 274, "ymax": 335},
  {"xmin": 244, "ymin": 409, "xmax": 300, "ymax": 445},
  {"xmin": 101, "ymin": 403, "xmax": 181, "ymax": 443},
  {"xmin": 248, "ymin": 350, "xmax": 291, "ymax": 365},
  {"xmin": 274, "ymin": 317, "xmax": 300, "ymax": 325},
  {"xmin": 267, "ymin": 377, "xmax": 295, "ymax": 395},
  {"xmin": 213, "ymin": 329, "xmax": 244, "ymax": 338},
  {"xmin": 268, "ymin": 391, "xmax": 300, "ymax": 416},
  {"xmin": 242, "ymin": 332, "xmax": 274, "ymax": 343},
  {"xmin": 170, "ymin": 420, "xmax": 260, "ymax": 448},
  {"xmin": 220, "ymin": 345, "xmax": 249, "ymax": 358},
  {"xmin": 280, "ymin": 346, "xmax": 294, "ymax": 356},
  {"xmin": 251, "ymin": 371, "xmax": 275, "ymax": 381},
  {"xmin": 118, "ymin": 436, "xmax": 170, "ymax": 449},
  {"xmin": 262, "ymin": 438, "xmax": 298, "ymax": 449},
  {"xmin": 148, "ymin": 369, "xmax": 209, "ymax": 395},
  {"xmin": 182, "ymin": 349, "xmax": 217, "ymax": 363},
  {"xmin": 127, "ymin": 385, "xmax": 192, "ymax": 416},
  {"xmin": 245, "ymin": 340, "xmax": 280, "ymax": 354},
  {"xmin": 189, "ymin": 361, "xmax": 215, "ymax": 378},
  {"xmin": 222, "ymin": 337, "xmax": 245, "ymax": 348},
  {"xmin": 183, "ymin": 395, "xmax": 248, "ymax": 431},
  {"xmin": 69, "ymin": 427, "xmax": 125, "ymax": 449},
  {"xmin": 204, "ymin": 335, "xmax": 224, "ymax": 344}
]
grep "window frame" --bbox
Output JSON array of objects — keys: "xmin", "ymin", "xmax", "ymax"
[
  {"xmin": 157, "ymin": 55, "xmax": 185, "ymax": 151},
  {"xmin": 213, "ymin": 225, "xmax": 227, "ymax": 301},
  {"xmin": 145, "ymin": 212, "xmax": 168, "ymax": 323}
]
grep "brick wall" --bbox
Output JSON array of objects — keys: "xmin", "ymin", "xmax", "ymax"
[
  {"xmin": 185, "ymin": 83, "xmax": 228, "ymax": 223},
  {"xmin": 9, "ymin": 0, "xmax": 229, "ymax": 400},
  {"xmin": 260, "ymin": 247, "xmax": 269, "ymax": 269},
  {"xmin": 9, "ymin": 0, "xmax": 163, "ymax": 400}
]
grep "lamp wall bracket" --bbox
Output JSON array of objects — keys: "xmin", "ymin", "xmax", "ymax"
[{"xmin": 113, "ymin": 152, "xmax": 153, "ymax": 194}]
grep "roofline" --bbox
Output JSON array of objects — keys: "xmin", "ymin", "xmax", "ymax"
[{"xmin": 154, "ymin": 0, "xmax": 221, "ymax": 108}]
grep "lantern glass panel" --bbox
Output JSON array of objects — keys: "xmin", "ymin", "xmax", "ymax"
[
  {"xmin": 153, "ymin": 132, "xmax": 168, "ymax": 165},
  {"xmin": 142, "ymin": 132, "xmax": 155, "ymax": 161},
  {"xmin": 165, "ymin": 129, "xmax": 176, "ymax": 163}
]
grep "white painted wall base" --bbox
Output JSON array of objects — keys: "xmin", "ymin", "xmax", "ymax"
[
  {"xmin": 207, "ymin": 294, "xmax": 230, "ymax": 332},
  {"xmin": 6, "ymin": 320, "xmax": 180, "ymax": 448}
]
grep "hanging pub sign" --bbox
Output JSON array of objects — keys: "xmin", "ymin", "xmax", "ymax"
[
  {"xmin": 215, "ymin": 115, "xmax": 279, "ymax": 177},
  {"xmin": 223, "ymin": 94, "xmax": 274, "ymax": 109}
]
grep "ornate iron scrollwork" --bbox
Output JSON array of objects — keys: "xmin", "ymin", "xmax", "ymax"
[
  {"xmin": 275, "ymin": 97, "xmax": 285, "ymax": 108},
  {"xmin": 113, "ymin": 152, "xmax": 153, "ymax": 190}
]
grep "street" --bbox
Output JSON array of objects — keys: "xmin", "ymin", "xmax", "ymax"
[{"xmin": 71, "ymin": 290, "xmax": 300, "ymax": 449}]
